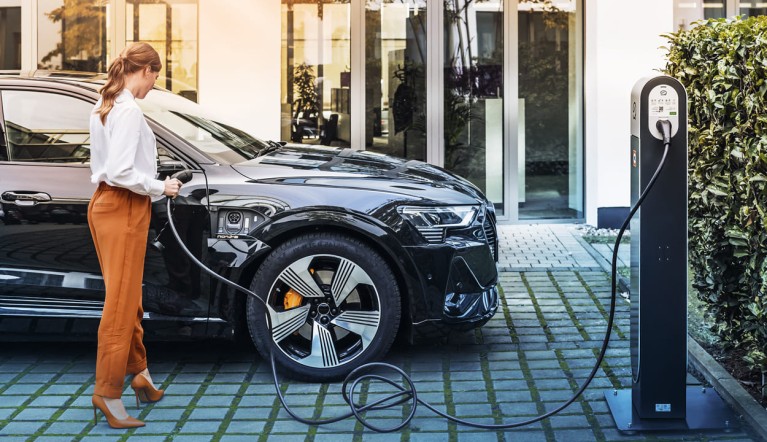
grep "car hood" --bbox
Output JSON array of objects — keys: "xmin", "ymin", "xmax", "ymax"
[{"xmin": 230, "ymin": 144, "xmax": 487, "ymax": 203}]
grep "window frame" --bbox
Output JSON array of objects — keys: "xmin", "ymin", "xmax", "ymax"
[
  {"xmin": 676, "ymin": 0, "xmax": 767, "ymax": 26},
  {"xmin": 0, "ymin": 82, "xmax": 6, "ymax": 161},
  {"xmin": 0, "ymin": 86, "xmax": 94, "ymax": 167},
  {"xmin": 0, "ymin": 83, "xmax": 204, "ymax": 170}
]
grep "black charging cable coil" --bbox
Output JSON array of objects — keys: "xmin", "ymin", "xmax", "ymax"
[{"xmin": 165, "ymin": 135, "xmax": 671, "ymax": 432}]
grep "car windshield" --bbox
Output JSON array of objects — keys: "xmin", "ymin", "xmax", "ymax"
[{"xmin": 138, "ymin": 90, "xmax": 270, "ymax": 164}]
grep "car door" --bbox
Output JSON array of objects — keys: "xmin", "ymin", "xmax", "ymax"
[
  {"xmin": 0, "ymin": 88, "xmax": 104, "ymax": 317},
  {"xmin": 0, "ymin": 86, "xmax": 211, "ymax": 325}
]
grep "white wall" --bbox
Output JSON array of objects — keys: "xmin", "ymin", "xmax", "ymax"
[
  {"xmin": 198, "ymin": 0, "xmax": 280, "ymax": 141},
  {"xmin": 584, "ymin": 0, "xmax": 675, "ymax": 225}
]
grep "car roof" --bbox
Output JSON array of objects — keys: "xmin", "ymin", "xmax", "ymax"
[
  {"xmin": 0, "ymin": 70, "xmax": 103, "ymax": 93},
  {"xmin": 0, "ymin": 70, "xmax": 176, "ymax": 94},
  {"xmin": 2, "ymin": 70, "xmax": 103, "ymax": 81}
]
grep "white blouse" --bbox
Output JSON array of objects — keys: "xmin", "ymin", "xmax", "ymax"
[{"xmin": 89, "ymin": 89, "xmax": 165, "ymax": 197}]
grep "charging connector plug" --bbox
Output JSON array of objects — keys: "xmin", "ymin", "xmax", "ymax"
[{"xmin": 656, "ymin": 119, "xmax": 673, "ymax": 145}]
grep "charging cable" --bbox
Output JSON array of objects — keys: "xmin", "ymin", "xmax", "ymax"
[{"xmin": 164, "ymin": 123, "xmax": 673, "ymax": 432}]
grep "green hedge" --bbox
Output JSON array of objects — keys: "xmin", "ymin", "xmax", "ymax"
[{"xmin": 663, "ymin": 16, "xmax": 767, "ymax": 377}]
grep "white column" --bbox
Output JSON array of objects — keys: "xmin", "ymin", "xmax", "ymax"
[
  {"xmin": 17, "ymin": 0, "xmax": 33, "ymax": 71},
  {"xmin": 568, "ymin": 0, "xmax": 584, "ymax": 215},
  {"xmin": 584, "ymin": 0, "xmax": 599, "ymax": 225},
  {"xmin": 350, "ymin": 0, "xmax": 364, "ymax": 150},
  {"xmin": 112, "ymin": 0, "xmax": 126, "ymax": 60},
  {"xmin": 197, "ymin": 0, "xmax": 281, "ymax": 140},
  {"xmin": 505, "ymin": 0, "xmax": 519, "ymax": 221},
  {"xmin": 586, "ymin": 0, "xmax": 675, "ymax": 226},
  {"xmin": 426, "ymin": 0, "xmax": 443, "ymax": 167}
]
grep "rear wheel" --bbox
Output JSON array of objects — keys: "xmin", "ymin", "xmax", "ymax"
[{"xmin": 246, "ymin": 232, "xmax": 401, "ymax": 381}]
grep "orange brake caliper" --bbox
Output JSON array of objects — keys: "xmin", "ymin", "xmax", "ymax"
[{"xmin": 283, "ymin": 288, "xmax": 304, "ymax": 310}]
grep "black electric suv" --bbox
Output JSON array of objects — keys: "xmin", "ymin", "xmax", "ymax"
[{"xmin": 0, "ymin": 73, "xmax": 499, "ymax": 381}]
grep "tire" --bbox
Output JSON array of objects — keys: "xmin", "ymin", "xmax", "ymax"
[{"xmin": 246, "ymin": 232, "xmax": 401, "ymax": 381}]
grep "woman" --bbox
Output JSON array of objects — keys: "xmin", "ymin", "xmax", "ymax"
[{"xmin": 88, "ymin": 42, "xmax": 182, "ymax": 429}]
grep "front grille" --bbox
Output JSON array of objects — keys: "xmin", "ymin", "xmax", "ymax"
[
  {"xmin": 483, "ymin": 211, "xmax": 498, "ymax": 261},
  {"xmin": 417, "ymin": 227, "xmax": 445, "ymax": 244}
]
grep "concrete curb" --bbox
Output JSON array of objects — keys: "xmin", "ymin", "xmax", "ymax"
[{"xmin": 687, "ymin": 337, "xmax": 767, "ymax": 441}]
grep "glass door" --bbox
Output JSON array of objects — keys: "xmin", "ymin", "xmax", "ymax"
[
  {"xmin": 443, "ymin": 0, "xmax": 505, "ymax": 214},
  {"xmin": 279, "ymin": 0, "xmax": 584, "ymax": 222},
  {"xmin": 364, "ymin": 0, "xmax": 427, "ymax": 161},
  {"xmin": 281, "ymin": 0, "xmax": 352, "ymax": 148},
  {"xmin": 517, "ymin": 0, "xmax": 582, "ymax": 220}
]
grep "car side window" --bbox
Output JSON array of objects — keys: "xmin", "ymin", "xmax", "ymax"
[
  {"xmin": 158, "ymin": 145, "xmax": 177, "ymax": 163},
  {"xmin": 0, "ymin": 90, "xmax": 92, "ymax": 164}
]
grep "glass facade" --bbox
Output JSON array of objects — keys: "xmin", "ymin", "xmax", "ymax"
[
  {"xmin": 518, "ymin": 0, "xmax": 582, "ymax": 219},
  {"xmin": 281, "ymin": 0, "xmax": 351, "ymax": 147},
  {"xmin": 675, "ymin": 0, "xmax": 767, "ymax": 27},
  {"xmin": 126, "ymin": 0, "xmax": 199, "ymax": 101},
  {"xmin": 703, "ymin": 0, "xmax": 726, "ymax": 19},
  {"xmin": 37, "ymin": 0, "xmax": 109, "ymax": 72},
  {"xmin": 740, "ymin": 0, "xmax": 767, "ymax": 17},
  {"xmin": 279, "ymin": 0, "xmax": 584, "ymax": 221},
  {"xmin": 35, "ymin": 0, "xmax": 198, "ymax": 100},
  {"xmin": 0, "ymin": 7, "xmax": 22, "ymax": 70},
  {"xmin": 365, "ymin": 0, "xmax": 427, "ymax": 161},
  {"xmin": 443, "ymin": 0, "xmax": 505, "ymax": 212}
]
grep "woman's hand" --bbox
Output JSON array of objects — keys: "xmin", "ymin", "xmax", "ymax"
[{"xmin": 163, "ymin": 176, "xmax": 182, "ymax": 198}]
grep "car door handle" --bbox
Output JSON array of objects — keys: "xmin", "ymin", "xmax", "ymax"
[{"xmin": 1, "ymin": 191, "xmax": 53, "ymax": 206}]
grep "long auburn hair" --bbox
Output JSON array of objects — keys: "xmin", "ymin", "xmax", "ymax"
[{"xmin": 97, "ymin": 42, "xmax": 162, "ymax": 124}]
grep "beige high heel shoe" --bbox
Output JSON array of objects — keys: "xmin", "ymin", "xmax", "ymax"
[
  {"xmin": 92, "ymin": 395, "xmax": 145, "ymax": 429},
  {"xmin": 131, "ymin": 373, "xmax": 165, "ymax": 408}
]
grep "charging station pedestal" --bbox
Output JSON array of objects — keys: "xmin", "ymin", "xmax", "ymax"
[{"xmin": 604, "ymin": 76, "xmax": 740, "ymax": 432}]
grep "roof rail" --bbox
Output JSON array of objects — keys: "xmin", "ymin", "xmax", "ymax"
[{"xmin": 30, "ymin": 69, "xmax": 106, "ymax": 80}]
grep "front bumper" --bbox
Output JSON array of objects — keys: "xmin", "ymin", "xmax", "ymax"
[
  {"xmin": 443, "ymin": 283, "xmax": 498, "ymax": 328},
  {"xmin": 404, "ymin": 229, "xmax": 499, "ymax": 340}
]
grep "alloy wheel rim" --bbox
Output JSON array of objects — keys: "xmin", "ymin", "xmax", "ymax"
[{"xmin": 265, "ymin": 254, "xmax": 382, "ymax": 369}]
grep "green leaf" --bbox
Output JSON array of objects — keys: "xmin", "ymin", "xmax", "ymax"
[
  {"xmin": 664, "ymin": 15, "xmax": 767, "ymax": 375},
  {"xmin": 706, "ymin": 186, "xmax": 728, "ymax": 196}
]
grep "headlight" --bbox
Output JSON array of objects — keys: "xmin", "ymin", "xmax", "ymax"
[{"xmin": 398, "ymin": 205, "xmax": 479, "ymax": 243}]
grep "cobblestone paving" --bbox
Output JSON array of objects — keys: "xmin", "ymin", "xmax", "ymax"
[
  {"xmin": 497, "ymin": 225, "xmax": 602, "ymax": 271},
  {"xmin": 0, "ymin": 225, "xmax": 759, "ymax": 441},
  {"xmin": 590, "ymin": 243, "xmax": 630, "ymax": 271}
]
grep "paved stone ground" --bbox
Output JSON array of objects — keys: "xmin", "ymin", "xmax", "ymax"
[
  {"xmin": 589, "ymin": 243, "xmax": 630, "ymax": 271},
  {"xmin": 0, "ymin": 225, "xmax": 759, "ymax": 441}
]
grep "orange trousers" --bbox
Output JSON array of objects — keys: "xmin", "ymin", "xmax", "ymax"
[{"xmin": 88, "ymin": 182, "xmax": 151, "ymax": 398}]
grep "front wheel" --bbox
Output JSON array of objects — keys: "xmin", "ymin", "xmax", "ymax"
[{"xmin": 246, "ymin": 233, "xmax": 401, "ymax": 381}]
